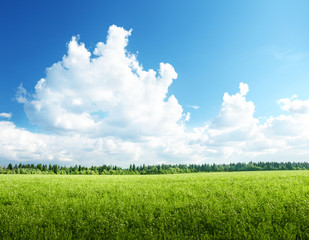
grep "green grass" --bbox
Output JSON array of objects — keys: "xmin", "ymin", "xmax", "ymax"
[{"xmin": 0, "ymin": 171, "xmax": 309, "ymax": 239}]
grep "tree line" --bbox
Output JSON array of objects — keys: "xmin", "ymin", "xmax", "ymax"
[{"xmin": 0, "ymin": 161, "xmax": 309, "ymax": 175}]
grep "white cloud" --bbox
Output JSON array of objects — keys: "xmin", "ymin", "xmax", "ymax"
[
  {"xmin": 3, "ymin": 80, "xmax": 309, "ymax": 166},
  {"xmin": 189, "ymin": 83, "xmax": 309, "ymax": 163},
  {"xmin": 1, "ymin": 25, "xmax": 309, "ymax": 167},
  {"xmin": 239, "ymin": 82, "xmax": 249, "ymax": 96},
  {"xmin": 277, "ymin": 96, "xmax": 309, "ymax": 114},
  {"xmin": 211, "ymin": 83, "xmax": 257, "ymax": 130},
  {"xmin": 17, "ymin": 25, "xmax": 185, "ymax": 139},
  {"xmin": 0, "ymin": 113, "xmax": 12, "ymax": 119},
  {"xmin": 0, "ymin": 121, "xmax": 146, "ymax": 166}
]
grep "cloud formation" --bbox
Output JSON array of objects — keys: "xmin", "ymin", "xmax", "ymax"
[
  {"xmin": 0, "ymin": 113, "xmax": 12, "ymax": 119},
  {"xmin": 17, "ymin": 25, "xmax": 187, "ymax": 139},
  {"xmin": 0, "ymin": 121, "xmax": 145, "ymax": 166},
  {"xmin": 0, "ymin": 25, "xmax": 309, "ymax": 166},
  {"xmin": 190, "ymin": 85, "xmax": 309, "ymax": 163}
]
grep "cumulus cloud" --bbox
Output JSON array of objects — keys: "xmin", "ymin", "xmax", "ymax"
[
  {"xmin": 0, "ymin": 113, "xmax": 12, "ymax": 119},
  {"xmin": 189, "ymin": 83, "xmax": 309, "ymax": 163},
  {"xmin": 1, "ymin": 25, "xmax": 309, "ymax": 166},
  {"xmin": 278, "ymin": 95, "xmax": 309, "ymax": 114},
  {"xmin": 211, "ymin": 83, "xmax": 257, "ymax": 130},
  {"xmin": 3, "ymin": 80, "xmax": 309, "ymax": 166},
  {"xmin": 265, "ymin": 96, "xmax": 309, "ymax": 138},
  {"xmin": 17, "ymin": 25, "xmax": 186, "ymax": 139},
  {"xmin": 190, "ymin": 83, "xmax": 262, "ymax": 161}
]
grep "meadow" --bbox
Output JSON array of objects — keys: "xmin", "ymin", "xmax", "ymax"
[{"xmin": 0, "ymin": 171, "xmax": 309, "ymax": 239}]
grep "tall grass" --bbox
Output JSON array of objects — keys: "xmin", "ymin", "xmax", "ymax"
[{"xmin": 0, "ymin": 171, "xmax": 309, "ymax": 239}]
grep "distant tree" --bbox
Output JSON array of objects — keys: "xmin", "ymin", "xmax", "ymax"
[
  {"xmin": 8, "ymin": 163, "xmax": 13, "ymax": 170},
  {"xmin": 52, "ymin": 165, "xmax": 59, "ymax": 174},
  {"xmin": 37, "ymin": 164, "xmax": 42, "ymax": 171},
  {"xmin": 42, "ymin": 165, "xmax": 47, "ymax": 172},
  {"xmin": 286, "ymin": 162, "xmax": 293, "ymax": 170}
]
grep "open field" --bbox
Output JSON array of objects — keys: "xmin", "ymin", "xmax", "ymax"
[{"xmin": 0, "ymin": 171, "xmax": 309, "ymax": 239}]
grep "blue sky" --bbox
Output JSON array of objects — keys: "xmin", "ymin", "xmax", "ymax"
[{"xmin": 0, "ymin": 0, "xmax": 309, "ymax": 166}]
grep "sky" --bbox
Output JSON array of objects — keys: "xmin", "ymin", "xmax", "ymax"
[{"xmin": 0, "ymin": 0, "xmax": 309, "ymax": 167}]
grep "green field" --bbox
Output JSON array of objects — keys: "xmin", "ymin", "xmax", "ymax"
[{"xmin": 0, "ymin": 171, "xmax": 309, "ymax": 239}]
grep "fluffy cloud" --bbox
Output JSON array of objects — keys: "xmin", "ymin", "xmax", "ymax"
[
  {"xmin": 1, "ymin": 25, "xmax": 309, "ymax": 166},
  {"xmin": 17, "ymin": 25, "xmax": 186, "ymax": 139},
  {"xmin": 190, "ymin": 83, "xmax": 309, "ymax": 163},
  {"xmin": 3, "ymin": 81, "xmax": 309, "ymax": 166},
  {"xmin": 190, "ymin": 83, "xmax": 261, "ymax": 161},
  {"xmin": 265, "ymin": 96, "xmax": 309, "ymax": 138},
  {"xmin": 0, "ymin": 121, "xmax": 146, "ymax": 166}
]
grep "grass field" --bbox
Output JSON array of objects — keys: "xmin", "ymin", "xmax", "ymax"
[{"xmin": 0, "ymin": 171, "xmax": 309, "ymax": 239}]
